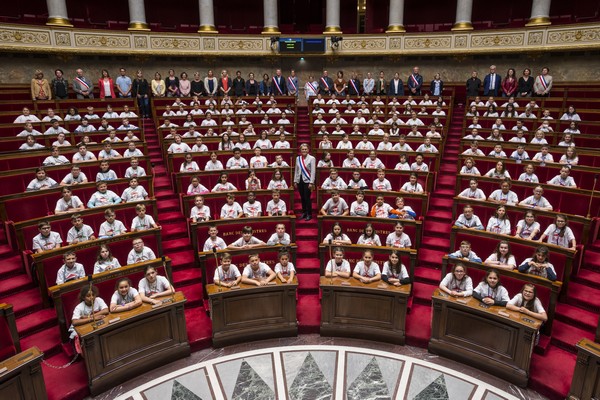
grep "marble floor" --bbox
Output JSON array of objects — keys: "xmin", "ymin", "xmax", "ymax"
[{"xmin": 89, "ymin": 335, "xmax": 547, "ymax": 400}]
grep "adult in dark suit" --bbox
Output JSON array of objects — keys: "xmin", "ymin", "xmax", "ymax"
[
  {"xmin": 407, "ymin": 66, "xmax": 423, "ymax": 96},
  {"xmin": 466, "ymin": 71, "xmax": 481, "ymax": 97},
  {"xmin": 318, "ymin": 70, "xmax": 334, "ymax": 96},
  {"xmin": 388, "ymin": 72, "xmax": 404, "ymax": 96},
  {"xmin": 347, "ymin": 72, "xmax": 361, "ymax": 96},
  {"xmin": 272, "ymin": 69, "xmax": 287, "ymax": 96},
  {"xmin": 483, "ymin": 65, "xmax": 502, "ymax": 96},
  {"xmin": 218, "ymin": 70, "xmax": 232, "ymax": 97},
  {"xmin": 232, "ymin": 70, "xmax": 246, "ymax": 97}
]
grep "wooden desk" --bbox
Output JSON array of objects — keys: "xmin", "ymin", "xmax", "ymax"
[
  {"xmin": 320, "ymin": 277, "xmax": 411, "ymax": 345},
  {"xmin": 569, "ymin": 338, "xmax": 600, "ymax": 400},
  {"xmin": 428, "ymin": 289, "xmax": 542, "ymax": 387},
  {"xmin": 75, "ymin": 292, "xmax": 189, "ymax": 396},
  {"xmin": 207, "ymin": 281, "xmax": 298, "ymax": 347},
  {"xmin": 0, "ymin": 347, "xmax": 46, "ymax": 400}
]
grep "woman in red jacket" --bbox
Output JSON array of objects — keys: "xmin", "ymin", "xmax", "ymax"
[{"xmin": 98, "ymin": 69, "xmax": 116, "ymax": 99}]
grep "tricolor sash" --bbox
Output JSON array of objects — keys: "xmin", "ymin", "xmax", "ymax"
[
  {"xmin": 320, "ymin": 77, "xmax": 330, "ymax": 90},
  {"xmin": 273, "ymin": 77, "xmax": 284, "ymax": 94},
  {"xmin": 287, "ymin": 76, "xmax": 298, "ymax": 91},
  {"xmin": 75, "ymin": 77, "xmax": 90, "ymax": 90},
  {"xmin": 349, "ymin": 79, "xmax": 359, "ymax": 94},
  {"xmin": 538, "ymin": 75, "xmax": 548, "ymax": 90},
  {"xmin": 410, "ymin": 74, "xmax": 420, "ymax": 87},
  {"xmin": 307, "ymin": 81, "xmax": 318, "ymax": 95},
  {"xmin": 298, "ymin": 155, "xmax": 311, "ymax": 181}
]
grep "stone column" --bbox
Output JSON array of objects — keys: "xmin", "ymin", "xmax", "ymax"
[
  {"xmin": 46, "ymin": 0, "xmax": 72, "ymax": 27},
  {"xmin": 386, "ymin": 0, "xmax": 405, "ymax": 33},
  {"xmin": 198, "ymin": 0, "xmax": 218, "ymax": 33},
  {"xmin": 262, "ymin": 0, "xmax": 281, "ymax": 34},
  {"xmin": 451, "ymin": 0, "xmax": 474, "ymax": 31},
  {"xmin": 128, "ymin": 0, "xmax": 150, "ymax": 31},
  {"xmin": 324, "ymin": 0, "xmax": 342, "ymax": 34},
  {"xmin": 526, "ymin": 0, "xmax": 552, "ymax": 26}
]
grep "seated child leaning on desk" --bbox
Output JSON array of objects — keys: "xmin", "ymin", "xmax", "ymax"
[{"xmin": 241, "ymin": 254, "xmax": 276, "ymax": 286}]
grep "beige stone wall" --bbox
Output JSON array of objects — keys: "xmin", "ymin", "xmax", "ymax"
[{"xmin": 2, "ymin": 52, "xmax": 599, "ymax": 85}]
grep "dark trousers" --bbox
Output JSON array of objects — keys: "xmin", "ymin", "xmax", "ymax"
[{"xmin": 298, "ymin": 180, "xmax": 312, "ymax": 216}]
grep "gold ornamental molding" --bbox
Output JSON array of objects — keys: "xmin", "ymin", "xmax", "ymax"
[{"xmin": 0, "ymin": 22, "xmax": 599, "ymax": 56}]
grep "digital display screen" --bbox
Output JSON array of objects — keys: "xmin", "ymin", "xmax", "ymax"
[
  {"xmin": 279, "ymin": 38, "xmax": 302, "ymax": 52},
  {"xmin": 303, "ymin": 38, "xmax": 326, "ymax": 53}
]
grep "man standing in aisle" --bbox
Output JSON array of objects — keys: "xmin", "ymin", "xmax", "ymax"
[
  {"xmin": 407, "ymin": 66, "xmax": 423, "ymax": 96},
  {"xmin": 294, "ymin": 144, "xmax": 316, "ymax": 221},
  {"xmin": 466, "ymin": 70, "xmax": 481, "ymax": 98},
  {"xmin": 483, "ymin": 65, "xmax": 501, "ymax": 96},
  {"xmin": 287, "ymin": 69, "xmax": 299, "ymax": 99},
  {"xmin": 347, "ymin": 72, "xmax": 361, "ymax": 96},
  {"xmin": 389, "ymin": 72, "xmax": 404, "ymax": 96},
  {"xmin": 116, "ymin": 68, "xmax": 132, "ymax": 98},
  {"xmin": 272, "ymin": 69, "xmax": 287, "ymax": 96},
  {"xmin": 73, "ymin": 69, "xmax": 94, "ymax": 99}
]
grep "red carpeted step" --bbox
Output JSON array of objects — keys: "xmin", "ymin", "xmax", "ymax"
[
  {"xmin": 296, "ymin": 258, "xmax": 321, "ymax": 273},
  {"xmin": 157, "ymin": 198, "xmax": 180, "ymax": 212},
  {"xmin": 551, "ymin": 319, "xmax": 594, "ymax": 353},
  {"xmin": 429, "ymin": 198, "xmax": 453, "ymax": 210},
  {"xmin": 555, "ymin": 303, "xmax": 598, "ymax": 331},
  {"xmin": 412, "ymin": 282, "xmax": 437, "ymax": 305},
  {"xmin": 413, "ymin": 266, "xmax": 442, "ymax": 285},
  {"xmin": 583, "ymin": 254, "xmax": 600, "ymax": 271},
  {"xmin": 574, "ymin": 268, "xmax": 600, "ymax": 287},
  {"xmin": 424, "ymin": 221, "xmax": 451, "ymax": 237},
  {"xmin": 153, "ymin": 164, "xmax": 167, "ymax": 174},
  {"xmin": 534, "ymin": 334, "xmax": 551, "ymax": 355},
  {"xmin": 162, "ymin": 237, "xmax": 192, "ymax": 252},
  {"xmin": 166, "ymin": 249, "xmax": 196, "ymax": 268},
  {"xmin": 43, "ymin": 354, "xmax": 89, "ymax": 400},
  {"xmin": 0, "ymin": 288, "xmax": 43, "ymax": 317},
  {"xmin": 566, "ymin": 282, "xmax": 600, "ymax": 312},
  {"xmin": 297, "ymin": 294, "xmax": 321, "ymax": 334},
  {"xmin": 161, "ymin": 223, "xmax": 188, "ymax": 239},
  {"xmin": 436, "ymin": 175, "xmax": 456, "ymax": 185},
  {"xmin": 443, "ymin": 156, "xmax": 458, "ymax": 163},
  {"xmin": 296, "ymin": 227, "xmax": 318, "ymax": 238},
  {"xmin": 529, "ymin": 345, "xmax": 575, "ymax": 400},
  {"xmin": 158, "ymin": 211, "xmax": 185, "ymax": 223},
  {"xmin": 16, "ymin": 308, "xmax": 57, "ymax": 336},
  {"xmin": 155, "ymin": 190, "xmax": 177, "ymax": 200},
  {"xmin": 440, "ymin": 165, "xmax": 455, "ymax": 173},
  {"xmin": 0, "ymin": 255, "xmax": 24, "ymax": 278},
  {"xmin": 405, "ymin": 303, "xmax": 431, "ymax": 348},
  {"xmin": 180, "ymin": 284, "xmax": 204, "ymax": 308},
  {"xmin": 418, "ymin": 248, "xmax": 447, "ymax": 267},
  {"xmin": 172, "ymin": 268, "xmax": 202, "ymax": 287},
  {"xmin": 297, "ymin": 240, "xmax": 318, "ymax": 256},
  {"xmin": 20, "ymin": 327, "xmax": 62, "ymax": 357},
  {"xmin": 184, "ymin": 306, "xmax": 213, "ymax": 352},
  {"xmin": 426, "ymin": 210, "xmax": 453, "ymax": 222},
  {"xmin": 0, "ymin": 274, "xmax": 33, "ymax": 297},
  {"xmin": 298, "ymin": 273, "xmax": 320, "ymax": 292},
  {"xmin": 0, "ymin": 243, "xmax": 15, "ymax": 259},
  {"xmin": 420, "ymin": 236, "xmax": 450, "ymax": 251},
  {"xmin": 435, "ymin": 188, "xmax": 455, "ymax": 197}
]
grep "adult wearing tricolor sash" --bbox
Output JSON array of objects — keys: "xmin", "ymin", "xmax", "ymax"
[
  {"xmin": 407, "ymin": 66, "xmax": 423, "ymax": 96},
  {"xmin": 286, "ymin": 69, "xmax": 299, "ymax": 98},
  {"xmin": 533, "ymin": 67, "xmax": 553, "ymax": 98},
  {"xmin": 272, "ymin": 69, "xmax": 288, "ymax": 96},
  {"xmin": 294, "ymin": 144, "xmax": 316, "ymax": 221},
  {"xmin": 318, "ymin": 70, "xmax": 334, "ymax": 96},
  {"xmin": 347, "ymin": 72, "xmax": 361, "ymax": 96},
  {"xmin": 73, "ymin": 69, "xmax": 94, "ymax": 99},
  {"xmin": 305, "ymin": 76, "xmax": 319, "ymax": 101}
]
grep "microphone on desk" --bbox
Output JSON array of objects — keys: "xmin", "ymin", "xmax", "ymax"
[
  {"xmin": 587, "ymin": 174, "xmax": 599, "ymax": 219},
  {"xmin": 87, "ymin": 274, "xmax": 96, "ymax": 324},
  {"xmin": 212, "ymin": 246, "xmax": 221, "ymax": 292},
  {"xmin": 425, "ymin": 162, "xmax": 432, "ymax": 194},
  {"xmin": 328, "ymin": 239, "xmax": 333, "ymax": 285}
]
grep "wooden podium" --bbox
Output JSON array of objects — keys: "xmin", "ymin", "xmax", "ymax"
[
  {"xmin": 75, "ymin": 292, "xmax": 190, "ymax": 396},
  {"xmin": 0, "ymin": 347, "xmax": 46, "ymax": 400},
  {"xmin": 207, "ymin": 281, "xmax": 298, "ymax": 347},
  {"xmin": 429, "ymin": 289, "xmax": 542, "ymax": 387},
  {"xmin": 320, "ymin": 277, "xmax": 411, "ymax": 345},
  {"xmin": 568, "ymin": 338, "xmax": 600, "ymax": 400}
]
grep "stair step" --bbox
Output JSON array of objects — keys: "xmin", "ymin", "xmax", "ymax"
[
  {"xmin": 566, "ymin": 282, "xmax": 600, "ymax": 312},
  {"xmin": 165, "ymin": 249, "xmax": 197, "ymax": 268},
  {"xmin": 163, "ymin": 238, "xmax": 192, "ymax": 253},
  {"xmin": 413, "ymin": 266, "xmax": 442, "ymax": 284},
  {"xmin": 161, "ymin": 223, "xmax": 188, "ymax": 239},
  {"xmin": 20, "ymin": 327, "xmax": 62, "ymax": 357},
  {"xmin": 429, "ymin": 198, "xmax": 454, "ymax": 210},
  {"xmin": 0, "ymin": 288, "xmax": 43, "ymax": 317},
  {"xmin": 556, "ymin": 303, "xmax": 598, "ymax": 331},
  {"xmin": 412, "ymin": 282, "xmax": 437, "ymax": 305},
  {"xmin": 420, "ymin": 236, "xmax": 450, "ymax": 251},
  {"xmin": 298, "ymin": 273, "xmax": 320, "ymax": 293},
  {"xmin": 530, "ymin": 346, "xmax": 575, "ymax": 400},
  {"xmin": 426, "ymin": 210, "xmax": 453, "ymax": 222},
  {"xmin": 0, "ymin": 255, "xmax": 25, "ymax": 278},
  {"xmin": 180, "ymin": 284, "xmax": 204, "ymax": 308},
  {"xmin": 424, "ymin": 221, "xmax": 451, "ymax": 236},
  {"xmin": 184, "ymin": 306, "xmax": 213, "ymax": 352},
  {"xmin": 405, "ymin": 303, "xmax": 432, "ymax": 348},
  {"xmin": 296, "ymin": 258, "xmax": 321, "ymax": 272},
  {"xmin": 16, "ymin": 308, "xmax": 58, "ymax": 337},
  {"xmin": 42, "ymin": 353, "xmax": 90, "ymax": 400},
  {"xmin": 157, "ymin": 198, "xmax": 180, "ymax": 211},
  {"xmin": 0, "ymin": 274, "xmax": 33, "ymax": 297},
  {"xmin": 551, "ymin": 319, "xmax": 594, "ymax": 353},
  {"xmin": 297, "ymin": 294, "xmax": 320, "ymax": 334},
  {"xmin": 435, "ymin": 188, "xmax": 455, "ymax": 197},
  {"xmin": 418, "ymin": 248, "xmax": 447, "ymax": 267},
  {"xmin": 172, "ymin": 268, "xmax": 202, "ymax": 287},
  {"xmin": 574, "ymin": 268, "xmax": 600, "ymax": 287},
  {"xmin": 158, "ymin": 211, "xmax": 185, "ymax": 223}
]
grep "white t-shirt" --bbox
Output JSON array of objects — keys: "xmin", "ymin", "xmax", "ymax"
[
  {"xmin": 321, "ymin": 198, "xmax": 349, "ymax": 216},
  {"xmin": 274, "ymin": 262, "xmax": 296, "ymax": 276},
  {"xmin": 382, "ymin": 262, "xmax": 409, "ymax": 280},
  {"xmin": 325, "ymin": 259, "xmax": 351, "ymax": 273},
  {"xmin": 266, "ymin": 199, "xmax": 287, "ymax": 215},
  {"xmin": 214, "ymin": 265, "xmax": 241, "ymax": 282},
  {"xmin": 385, "ymin": 232, "xmax": 412, "ymax": 248},
  {"xmin": 542, "ymin": 225, "xmax": 575, "ymax": 248},
  {"xmin": 131, "ymin": 215, "xmax": 156, "ymax": 231},
  {"xmin": 32, "ymin": 232, "xmax": 63, "ymax": 251},
  {"xmin": 353, "ymin": 261, "xmax": 381, "ymax": 277},
  {"xmin": 350, "ymin": 200, "xmax": 369, "ymax": 216},
  {"xmin": 55, "ymin": 195, "xmax": 84, "ymax": 212},
  {"xmin": 111, "ymin": 287, "xmax": 139, "ymax": 305},
  {"xmin": 242, "ymin": 263, "xmax": 272, "ymax": 279},
  {"xmin": 203, "ymin": 237, "xmax": 227, "ymax": 252},
  {"xmin": 127, "ymin": 247, "xmax": 157, "ymax": 264},
  {"xmin": 66, "ymin": 225, "xmax": 95, "ymax": 244},
  {"xmin": 220, "ymin": 202, "xmax": 243, "ymax": 219},
  {"xmin": 93, "ymin": 257, "xmax": 122, "ymax": 274},
  {"xmin": 99, "ymin": 220, "xmax": 127, "ymax": 237},
  {"xmin": 56, "ymin": 263, "xmax": 86, "ymax": 284},
  {"xmin": 242, "ymin": 201, "xmax": 263, "ymax": 217},
  {"xmin": 138, "ymin": 276, "xmax": 171, "ymax": 296}
]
